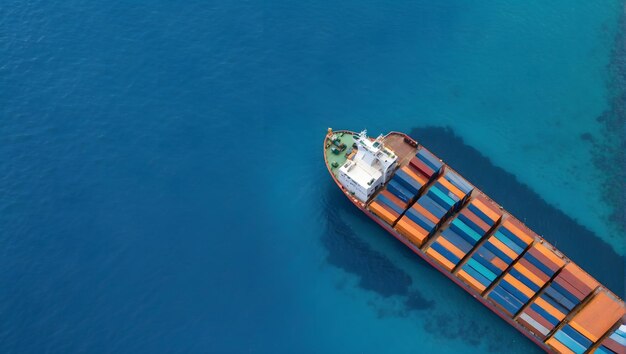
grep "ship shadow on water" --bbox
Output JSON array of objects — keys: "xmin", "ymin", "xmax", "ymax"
[
  {"xmin": 409, "ymin": 126, "xmax": 624, "ymax": 294},
  {"xmin": 321, "ymin": 183, "xmax": 434, "ymax": 312}
]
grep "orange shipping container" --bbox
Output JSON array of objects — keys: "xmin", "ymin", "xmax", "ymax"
[
  {"xmin": 437, "ymin": 177, "xmax": 465, "ymax": 199},
  {"xmin": 514, "ymin": 263, "xmax": 546, "ymax": 287},
  {"xmin": 472, "ymin": 199, "xmax": 501, "ymax": 222},
  {"xmin": 401, "ymin": 165, "xmax": 428, "ymax": 186},
  {"xmin": 569, "ymin": 291, "xmax": 626, "ymax": 342},
  {"xmin": 426, "ymin": 247, "xmax": 455, "ymax": 271},
  {"xmin": 488, "ymin": 237, "xmax": 519, "ymax": 260},
  {"xmin": 545, "ymin": 338, "xmax": 575, "ymax": 354},
  {"xmin": 534, "ymin": 297, "xmax": 566, "ymax": 320},
  {"xmin": 437, "ymin": 237, "xmax": 466, "ymax": 260},
  {"xmin": 503, "ymin": 274, "xmax": 535, "ymax": 299},
  {"xmin": 501, "ymin": 219, "xmax": 534, "ymax": 245},
  {"xmin": 534, "ymin": 243, "xmax": 566, "ymax": 268},
  {"xmin": 517, "ymin": 259, "xmax": 550, "ymax": 283},
  {"xmin": 381, "ymin": 190, "xmax": 407, "ymax": 210},
  {"xmin": 559, "ymin": 263, "xmax": 599, "ymax": 293},
  {"xmin": 473, "ymin": 194, "xmax": 502, "ymax": 218},
  {"xmin": 491, "ymin": 257, "xmax": 509, "ymax": 271},
  {"xmin": 395, "ymin": 217, "xmax": 428, "ymax": 246},
  {"xmin": 458, "ymin": 269, "xmax": 486, "ymax": 293},
  {"xmin": 369, "ymin": 202, "xmax": 397, "ymax": 225},
  {"xmin": 412, "ymin": 203, "xmax": 440, "ymax": 224}
]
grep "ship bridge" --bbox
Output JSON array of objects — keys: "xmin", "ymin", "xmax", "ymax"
[{"xmin": 337, "ymin": 130, "xmax": 398, "ymax": 202}]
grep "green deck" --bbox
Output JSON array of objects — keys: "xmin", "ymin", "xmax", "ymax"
[{"xmin": 325, "ymin": 132, "xmax": 356, "ymax": 177}]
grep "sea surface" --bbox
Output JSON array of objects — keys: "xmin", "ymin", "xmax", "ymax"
[{"xmin": 1, "ymin": 1, "xmax": 624, "ymax": 353}]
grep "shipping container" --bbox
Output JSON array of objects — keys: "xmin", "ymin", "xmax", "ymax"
[
  {"xmin": 416, "ymin": 146, "xmax": 443, "ymax": 172},
  {"xmin": 429, "ymin": 198, "xmax": 497, "ymax": 279},
  {"xmin": 395, "ymin": 169, "xmax": 421, "ymax": 195},
  {"xmin": 567, "ymin": 291, "xmax": 626, "ymax": 343},
  {"xmin": 450, "ymin": 210, "xmax": 524, "ymax": 292},
  {"xmin": 395, "ymin": 216, "xmax": 429, "ymax": 246},
  {"xmin": 380, "ymin": 190, "xmax": 408, "ymax": 210},
  {"xmin": 594, "ymin": 322, "xmax": 626, "ymax": 354},
  {"xmin": 442, "ymin": 168, "xmax": 473, "ymax": 195},
  {"xmin": 405, "ymin": 207, "xmax": 436, "ymax": 232},
  {"xmin": 410, "ymin": 156, "xmax": 435, "ymax": 178},
  {"xmin": 416, "ymin": 195, "xmax": 448, "ymax": 219},
  {"xmin": 376, "ymin": 193, "xmax": 404, "ymax": 215},
  {"xmin": 545, "ymin": 291, "xmax": 625, "ymax": 353},
  {"xmin": 487, "ymin": 243, "xmax": 565, "ymax": 317},
  {"xmin": 400, "ymin": 165, "xmax": 429, "ymax": 188},
  {"xmin": 368, "ymin": 201, "xmax": 396, "ymax": 225},
  {"xmin": 387, "ymin": 179, "xmax": 414, "ymax": 203}
]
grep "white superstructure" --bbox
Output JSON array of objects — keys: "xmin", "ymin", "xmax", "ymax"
[{"xmin": 338, "ymin": 130, "xmax": 398, "ymax": 202}]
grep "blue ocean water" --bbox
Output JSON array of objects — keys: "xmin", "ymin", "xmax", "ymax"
[{"xmin": 1, "ymin": 1, "xmax": 624, "ymax": 353}]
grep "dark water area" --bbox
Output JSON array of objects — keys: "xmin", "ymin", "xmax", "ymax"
[
  {"xmin": 323, "ymin": 185, "xmax": 434, "ymax": 311},
  {"xmin": 410, "ymin": 126, "xmax": 625, "ymax": 295},
  {"xmin": 595, "ymin": 11, "xmax": 626, "ymax": 234}
]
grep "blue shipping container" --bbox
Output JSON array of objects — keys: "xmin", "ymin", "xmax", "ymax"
[
  {"xmin": 476, "ymin": 247, "xmax": 496, "ymax": 262},
  {"xmin": 509, "ymin": 268, "xmax": 541, "ymax": 291},
  {"xmin": 494, "ymin": 230, "xmax": 525, "ymax": 254},
  {"xmin": 448, "ymin": 223, "xmax": 479, "ymax": 246},
  {"xmin": 406, "ymin": 209, "xmax": 435, "ymax": 232},
  {"xmin": 529, "ymin": 304, "xmax": 559, "ymax": 326},
  {"xmin": 550, "ymin": 282, "xmax": 580, "ymax": 306},
  {"xmin": 444, "ymin": 170, "xmax": 473, "ymax": 194},
  {"xmin": 431, "ymin": 241, "xmax": 460, "ymax": 265},
  {"xmin": 394, "ymin": 170, "xmax": 420, "ymax": 194},
  {"xmin": 553, "ymin": 330, "xmax": 588, "ymax": 353},
  {"xmin": 472, "ymin": 254, "xmax": 501, "ymax": 276},
  {"xmin": 483, "ymin": 242, "xmax": 514, "ymax": 264},
  {"xmin": 441, "ymin": 228, "xmax": 473, "ymax": 253},
  {"xmin": 462, "ymin": 263, "xmax": 493, "ymax": 287},
  {"xmin": 489, "ymin": 286, "xmax": 522, "ymax": 314},
  {"xmin": 388, "ymin": 180, "xmax": 413, "ymax": 203},
  {"xmin": 467, "ymin": 203, "xmax": 495, "ymax": 226},
  {"xmin": 457, "ymin": 213, "xmax": 487, "ymax": 235},
  {"xmin": 428, "ymin": 187, "xmax": 455, "ymax": 208},
  {"xmin": 562, "ymin": 325, "xmax": 593, "ymax": 348},
  {"xmin": 524, "ymin": 253, "xmax": 554, "ymax": 277},
  {"xmin": 417, "ymin": 149, "xmax": 442, "ymax": 171},
  {"xmin": 418, "ymin": 196, "xmax": 448, "ymax": 218},
  {"xmin": 452, "ymin": 219, "xmax": 482, "ymax": 242},
  {"xmin": 499, "ymin": 226, "xmax": 529, "ymax": 249},
  {"xmin": 466, "ymin": 258, "xmax": 496, "ymax": 282}
]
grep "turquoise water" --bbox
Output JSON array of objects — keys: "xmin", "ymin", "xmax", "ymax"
[{"xmin": 1, "ymin": 1, "xmax": 624, "ymax": 352}]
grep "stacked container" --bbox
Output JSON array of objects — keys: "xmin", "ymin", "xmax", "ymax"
[
  {"xmin": 456, "ymin": 216, "xmax": 532, "ymax": 293},
  {"xmin": 517, "ymin": 263, "xmax": 599, "ymax": 339},
  {"xmin": 428, "ymin": 192, "xmax": 502, "ymax": 273},
  {"xmin": 487, "ymin": 243, "xmax": 565, "ymax": 317},
  {"xmin": 416, "ymin": 171, "xmax": 474, "ymax": 266},
  {"xmin": 410, "ymin": 146, "xmax": 443, "ymax": 179},
  {"xmin": 395, "ymin": 170, "xmax": 471, "ymax": 248},
  {"xmin": 594, "ymin": 323, "xmax": 626, "ymax": 354},
  {"xmin": 546, "ymin": 291, "xmax": 626, "ymax": 354},
  {"xmin": 391, "ymin": 148, "xmax": 444, "ymax": 246},
  {"xmin": 369, "ymin": 189, "xmax": 409, "ymax": 225},
  {"xmin": 369, "ymin": 159, "xmax": 432, "ymax": 225}
]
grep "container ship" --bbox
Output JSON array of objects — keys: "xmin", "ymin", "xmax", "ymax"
[{"xmin": 323, "ymin": 129, "xmax": 625, "ymax": 354}]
